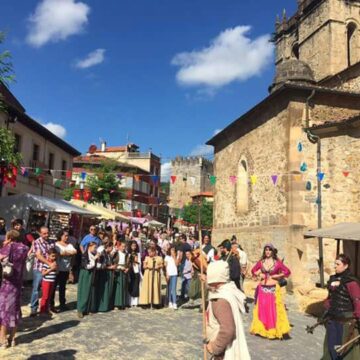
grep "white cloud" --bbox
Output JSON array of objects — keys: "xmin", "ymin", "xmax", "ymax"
[
  {"xmin": 75, "ymin": 49, "xmax": 106, "ymax": 69},
  {"xmin": 190, "ymin": 144, "xmax": 213, "ymax": 157},
  {"xmin": 27, "ymin": 0, "xmax": 90, "ymax": 47},
  {"xmin": 213, "ymin": 129, "xmax": 222, "ymax": 136},
  {"xmin": 161, "ymin": 162, "xmax": 172, "ymax": 181},
  {"xmin": 172, "ymin": 25, "xmax": 273, "ymax": 89},
  {"xmin": 42, "ymin": 122, "xmax": 67, "ymax": 139}
]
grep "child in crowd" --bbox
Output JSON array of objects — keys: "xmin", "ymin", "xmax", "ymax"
[
  {"xmin": 128, "ymin": 241, "xmax": 141, "ymax": 307},
  {"xmin": 182, "ymin": 250, "xmax": 193, "ymax": 302},
  {"xmin": 165, "ymin": 246, "xmax": 179, "ymax": 309},
  {"xmin": 40, "ymin": 248, "xmax": 58, "ymax": 315}
]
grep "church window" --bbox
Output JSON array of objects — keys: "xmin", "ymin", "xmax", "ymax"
[
  {"xmin": 236, "ymin": 158, "xmax": 249, "ymax": 213},
  {"xmin": 347, "ymin": 22, "xmax": 357, "ymax": 67}
]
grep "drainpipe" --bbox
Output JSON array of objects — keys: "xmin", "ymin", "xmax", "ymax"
[
  {"xmin": 304, "ymin": 89, "xmax": 325, "ymax": 287},
  {"xmin": 306, "ymin": 129, "xmax": 325, "ymax": 288}
]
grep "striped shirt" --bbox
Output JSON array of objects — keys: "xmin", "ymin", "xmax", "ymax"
[
  {"xmin": 33, "ymin": 237, "xmax": 55, "ymax": 272},
  {"xmin": 42, "ymin": 263, "xmax": 57, "ymax": 282}
]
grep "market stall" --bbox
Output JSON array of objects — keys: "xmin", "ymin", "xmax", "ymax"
[
  {"xmin": 0, "ymin": 193, "xmax": 98, "ymax": 240},
  {"xmin": 304, "ymin": 222, "xmax": 360, "ymax": 278}
]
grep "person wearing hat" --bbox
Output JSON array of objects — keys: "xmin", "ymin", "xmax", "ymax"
[
  {"xmin": 217, "ymin": 240, "xmax": 241, "ymax": 291},
  {"xmin": 250, "ymin": 243, "xmax": 291, "ymax": 339},
  {"xmin": 205, "ymin": 261, "xmax": 251, "ymax": 360}
]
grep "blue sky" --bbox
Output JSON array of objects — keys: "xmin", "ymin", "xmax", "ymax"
[{"xmin": 1, "ymin": 0, "xmax": 297, "ymax": 176}]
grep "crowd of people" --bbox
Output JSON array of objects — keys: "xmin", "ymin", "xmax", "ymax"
[{"xmin": 0, "ymin": 216, "xmax": 359, "ymax": 359}]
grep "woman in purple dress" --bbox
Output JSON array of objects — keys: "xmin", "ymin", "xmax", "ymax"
[{"xmin": 0, "ymin": 230, "xmax": 29, "ymax": 348}]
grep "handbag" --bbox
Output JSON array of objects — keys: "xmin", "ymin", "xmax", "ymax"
[
  {"xmin": 278, "ymin": 278, "xmax": 287, "ymax": 287},
  {"xmin": 1, "ymin": 244, "xmax": 14, "ymax": 278}
]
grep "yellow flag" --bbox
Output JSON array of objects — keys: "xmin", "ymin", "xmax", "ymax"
[
  {"xmin": 293, "ymin": 174, "xmax": 302, "ymax": 182},
  {"xmin": 250, "ymin": 175, "xmax": 257, "ymax": 185}
]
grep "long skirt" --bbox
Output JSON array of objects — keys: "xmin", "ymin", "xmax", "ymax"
[
  {"xmin": 250, "ymin": 284, "xmax": 291, "ymax": 339},
  {"xmin": 77, "ymin": 269, "xmax": 96, "ymax": 313},
  {"xmin": 189, "ymin": 273, "xmax": 201, "ymax": 300},
  {"xmin": 0, "ymin": 280, "xmax": 22, "ymax": 328},
  {"xmin": 322, "ymin": 316, "xmax": 360, "ymax": 360},
  {"xmin": 94, "ymin": 270, "xmax": 114, "ymax": 312},
  {"xmin": 113, "ymin": 271, "xmax": 128, "ymax": 307},
  {"xmin": 139, "ymin": 269, "xmax": 161, "ymax": 305}
]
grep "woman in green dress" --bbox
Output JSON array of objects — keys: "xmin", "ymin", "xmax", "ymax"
[
  {"xmin": 113, "ymin": 241, "xmax": 129, "ymax": 309},
  {"xmin": 77, "ymin": 242, "xmax": 99, "ymax": 318}
]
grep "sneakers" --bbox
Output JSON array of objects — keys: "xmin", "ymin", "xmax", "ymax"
[
  {"xmin": 168, "ymin": 302, "xmax": 173, "ymax": 309},
  {"xmin": 173, "ymin": 303, "xmax": 178, "ymax": 310}
]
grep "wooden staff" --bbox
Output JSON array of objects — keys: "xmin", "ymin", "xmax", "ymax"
[{"xmin": 198, "ymin": 200, "xmax": 207, "ymax": 360}]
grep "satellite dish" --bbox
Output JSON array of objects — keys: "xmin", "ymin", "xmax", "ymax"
[{"xmin": 88, "ymin": 144, "xmax": 97, "ymax": 154}]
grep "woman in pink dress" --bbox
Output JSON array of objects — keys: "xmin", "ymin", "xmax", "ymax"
[
  {"xmin": 0, "ymin": 230, "xmax": 29, "ymax": 348},
  {"xmin": 250, "ymin": 243, "xmax": 291, "ymax": 339}
]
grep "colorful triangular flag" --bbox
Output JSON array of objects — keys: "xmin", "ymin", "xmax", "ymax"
[
  {"xmin": 151, "ymin": 175, "xmax": 160, "ymax": 184},
  {"xmin": 170, "ymin": 175, "xmax": 177, "ymax": 184},
  {"xmin": 271, "ymin": 175, "xmax": 278, "ymax": 185},
  {"xmin": 66, "ymin": 170, "xmax": 72, "ymax": 179},
  {"xmin": 317, "ymin": 172, "xmax": 325, "ymax": 181},
  {"xmin": 81, "ymin": 171, "xmax": 87, "ymax": 180},
  {"xmin": 35, "ymin": 167, "xmax": 42, "ymax": 176},
  {"xmin": 342, "ymin": 171, "xmax": 350, "ymax": 177},
  {"xmin": 209, "ymin": 176, "xmax": 216, "ymax": 185},
  {"xmin": 250, "ymin": 175, "xmax": 257, "ymax": 185},
  {"xmin": 229, "ymin": 175, "xmax": 237, "ymax": 185}
]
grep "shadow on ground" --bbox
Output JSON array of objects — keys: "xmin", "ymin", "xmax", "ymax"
[
  {"xmin": 27, "ymin": 349, "xmax": 77, "ymax": 360},
  {"xmin": 17, "ymin": 320, "xmax": 80, "ymax": 344}
]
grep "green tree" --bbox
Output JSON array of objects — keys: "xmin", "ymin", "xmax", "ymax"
[
  {"xmin": 182, "ymin": 200, "xmax": 213, "ymax": 228},
  {"xmin": 63, "ymin": 160, "xmax": 124, "ymax": 207},
  {"xmin": 0, "ymin": 31, "xmax": 21, "ymax": 196}
]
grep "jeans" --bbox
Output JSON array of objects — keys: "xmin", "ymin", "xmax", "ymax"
[
  {"xmin": 51, "ymin": 271, "xmax": 69, "ymax": 308},
  {"xmin": 326, "ymin": 320, "xmax": 343, "ymax": 360},
  {"xmin": 168, "ymin": 276, "xmax": 177, "ymax": 304},
  {"xmin": 31, "ymin": 269, "xmax": 43, "ymax": 313},
  {"xmin": 181, "ymin": 277, "xmax": 190, "ymax": 299}
]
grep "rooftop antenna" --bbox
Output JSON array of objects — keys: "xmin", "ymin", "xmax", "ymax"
[{"xmin": 126, "ymin": 133, "xmax": 130, "ymax": 145}]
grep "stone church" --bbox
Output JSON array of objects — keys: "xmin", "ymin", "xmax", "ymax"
[{"xmin": 207, "ymin": 0, "xmax": 360, "ymax": 288}]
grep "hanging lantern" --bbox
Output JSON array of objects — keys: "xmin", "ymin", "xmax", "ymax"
[
  {"xmin": 73, "ymin": 189, "xmax": 81, "ymax": 200},
  {"xmin": 83, "ymin": 189, "xmax": 92, "ymax": 202}
]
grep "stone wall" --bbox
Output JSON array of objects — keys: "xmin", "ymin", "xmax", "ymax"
[{"xmin": 169, "ymin": 157, "xmax": 213, "ymax": 211}]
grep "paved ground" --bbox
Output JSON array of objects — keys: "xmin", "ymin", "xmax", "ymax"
[{"xmin": 0, "ymin": 285, "xmax": 325, "ymax": 360}]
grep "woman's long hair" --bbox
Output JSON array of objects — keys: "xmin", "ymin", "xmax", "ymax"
[
  {"xmin": 128, "ymin": 240, "xmax": 139, "ymax": 254},
  {"xmin": 57, "ymin": 229, "xmax": 69, "ymax": 242},
  {"xmin": 261, "ymin": 246, "xmax": 278, "ymax": 260}
]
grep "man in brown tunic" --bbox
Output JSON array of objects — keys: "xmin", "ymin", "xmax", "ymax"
[{"xmin": 205, "ymin": 260, "xmax": 250, "ymax": 360}]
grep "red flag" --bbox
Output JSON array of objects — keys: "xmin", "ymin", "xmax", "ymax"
[
  {"xmin": 170, "ymin": 175, "xmax": 177, "ymax": 184},
  {"xmin": 66, "ymin": 170, "xmax": 72, "ymax": 179},
  {"xmin": 343, "ymin": 171, "xmax": 350, "ymax": 177},
  {"xmin": 83, "ymin": 190, "xmax": 92, "ymax": 202},
  {"xmin": 73, "ymin": 189, "xmax": 81, "ymax": 200}
]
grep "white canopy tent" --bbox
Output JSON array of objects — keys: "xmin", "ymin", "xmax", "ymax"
[{"xmin": 0, "ymin": 193, "xmax": 97, "ymax": 227}]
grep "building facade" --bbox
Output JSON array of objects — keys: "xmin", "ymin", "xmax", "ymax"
[
  {"xmin": 0, "ymin": 84, "xmax": 80, "ymax": 198},
  {"xmin": 169, "ymin": 156, "xmax": 213, "ymax": 214},
  {"xmin": 208, "ymin": 0, "xmax": 360, "ymax": 288},
  {"xmin": 73, "ymin": 143, "xmax": 162, "ymax": 218}
]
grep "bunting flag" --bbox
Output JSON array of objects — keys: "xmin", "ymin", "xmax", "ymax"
[
  {"xmin": 189, "ymin": 176, "xmax": 196, "ymax": 185},
  {"xmin": 209, "ymin": 175, "xmax": 216, "ymax": 185},
  {"xmin": 317, "ymin": 172, "xmax": 325, "ymax": 181},
  {"xmin": 134, "ymin": 175, "xmax": 141, "ymax": 182},
  {"xmin": 229, "ymin": 175, "xmax": 237, "ymax": 185},
  {"xmin": 54, "ymin": 179, "xmax": 63, "ymax": 188},
  {"xmin": 293, "ymin": 174, "xmax": 302, "ymax": 182},
  {"xmin": 300, "ymin": 162, "xmax": 307, "ymax": 172},
  {"xmin": 151, "ymin": 175, "xmax": 160, "ymax": 184},
  {"xmin": 66, "ymin": 170, "xmax": 72, "ymax": 179},
  {"xmin": 250, "ymin": 175, "xmax": 257, "ymax": 185},
  {"xmin": 37, "ymin": 174, "xmax": 45, "ymax": 184},
  {"xmin": 170, "ymin": 175, "xmax": 177, "ymax": 184},
  {"xmin": 73, "ymin": 189, "xmax": 81, "ymax": 200},
  {"xmin": 271, "ymin": 175, "xmax": 278, "ymax": 185},
  {"xmin": 83, "ymin": 189, "xmax": 92, "ymax": 202},
  {"xmin": 343, "ymin": 171, "xmax": 350, "ymax": 177},
  {"xmin": 20, "ymin": 167, "xmax": 29, "ymax": 177},
  {"xmin": 306, "ymin": 181, "xmax": 312, "ymax": 191},
  {"xmin": 50, "ymin": 170, "xmax": 56, "ymax": 177},
  {"xmin": 182, "ymin": 176, "xmax": 187, "ymax": 181},
  {"xmin": 297, "ymin": 142, "xmax": 303, "ymax": 152},
  {"xmin": 35, "ymin": 167, "xmax": 42, "ymax": 176},
  {"xmin": 81, "ymin": 171, "xmax": 87, "ymax": 180}
]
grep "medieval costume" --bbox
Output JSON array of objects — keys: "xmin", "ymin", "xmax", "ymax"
[
  {"xmin": 113, "ymin": 249, "xmax": 128, "ymax": 309},
  {"xmin": 94, "ymin": 250, "xmax": 115, "ymax": 312},
  {"xmin": 128, "ymin": 251, "xmax": 141, "ymax": 307},
  {"xmin": 77, "ymin": 249, "xmax": 97, "ymax": 316},
  {"xmin": 206, "ymin": 261, "xmax": 251, "ymax": 360},
  {"xmin": 189, "ymin": 249, "xmax": 208, "ymax": 301},
  {"xmin": 139, "ymin": 255, "xmax": 163, "ymax": 306},
  {"xmin": 250, "ymin": 258, "xmax": 291, "ymax": 339},
  {"xmin": 202, "ymin": 243, "xmax": 215, "ymax": 263},
  {"xmin": 322, "ymin": 269, "xmax": 360, "ymax": 360}
]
